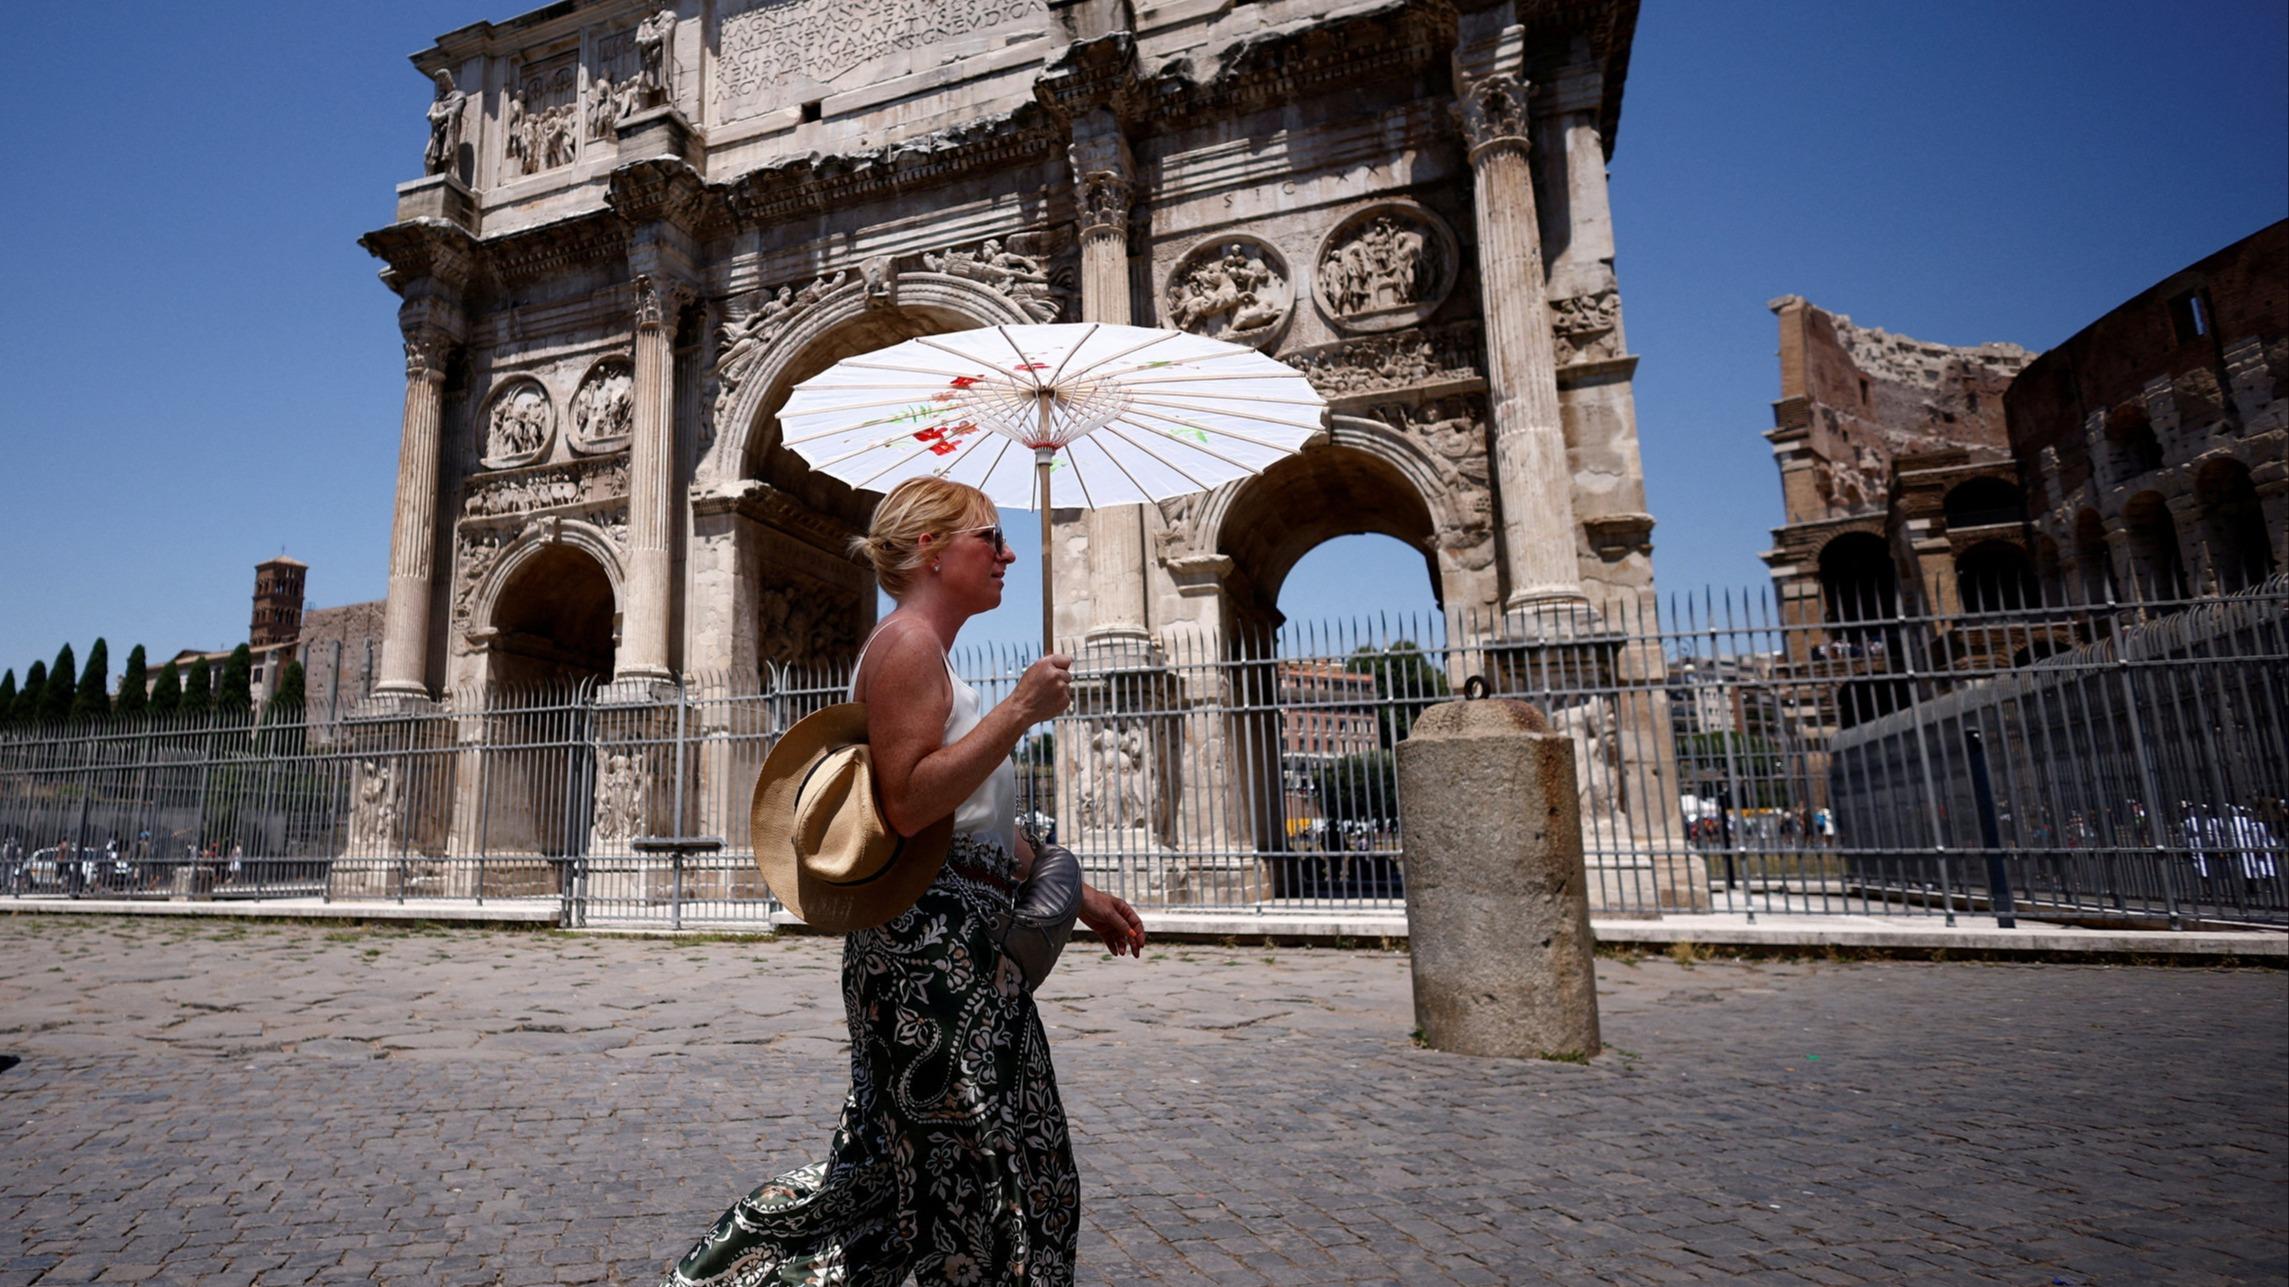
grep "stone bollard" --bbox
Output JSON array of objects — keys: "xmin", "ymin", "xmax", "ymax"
[{"xmin": 1396, "ymin": 696, "xmax": 1600, "ymax": 1060}]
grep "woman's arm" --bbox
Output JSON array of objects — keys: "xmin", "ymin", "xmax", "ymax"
[{"xmin": 861, "ymin": 623, "xmax": 1070, "ymax": 837}]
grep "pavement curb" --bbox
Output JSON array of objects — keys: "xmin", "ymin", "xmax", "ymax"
[{"xmin": 5, "ymin": 898, "xmax": 2281, "ymax": 961}]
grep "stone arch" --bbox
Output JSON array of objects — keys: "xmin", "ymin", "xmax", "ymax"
[
  {"xmin": 2122, "ymin": 490, "xmax": 2189, "ymax": 600},
  {"xmin": 1816, "ymin": 531, "xmax": 1898, "ymax": 624},
  {"xmin": 1941, "ymin": 476, "xmax": 2024, "ymax": 530},
  {"xmin": 1955, "ymin": 539, "xmax": 2037, "ymax": 614},
  {"xmin": 2193, "ymin": 453, "xmax": 2275, "ymax": 592},
  {"xmin": 466, "ymin": 519, "xmax": 627, "ymax": 689},
  {"xmin": 1191, "ymin": 412, "xmax": 1484, "ymax": 629},
  {"xmin": 699, "ymin": 272, "xmax": 1041, "ymax": 491}
]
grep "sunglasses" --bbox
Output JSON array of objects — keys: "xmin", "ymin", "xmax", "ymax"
[{"xmin": 949, "ymin": 523, "xmax": 1006, "ymax": 555}]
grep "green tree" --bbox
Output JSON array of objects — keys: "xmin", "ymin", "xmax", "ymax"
[
  {"xmin": 114, "ymin": 645, "xmax": 149, "ymax": 721},
  {"xmin": 39, "ymin": 644, "xmax": 75, "ymax": 726},
  {"xmin": 151, "ymin": 661, "xmax": 183, "ymax": 717},
  {"xmin": 71, "ymin": 638, "xmax": 111, "ymax": 724},
  {"xmin": 1310, "ymin": 750, "xmax": 1399, "ymax": 828},
  {"xmin": 0, "ymin": 669, "xmax": 14, "ymax": 731},
  {"xmin": 216, "ymin": 644, "xmax": 254, "ymax": 718},
  {"xmin": 1021, "ymin": 729, "xmax": 1055, "ymax": 764},
  {"xmin": 180, "ymin": 657, "xmax": 213, "ymax": 719},
  {"xmin": 1344, "ymin": 641, "xmax": 1451, "ymax": 749},
  {"xmin": 14, "ymin": 661, "xmax": 48, "ymax": 726},
  {"xmin": 263, "ymin": 660, "xmax": 309, "ymax": 756}
]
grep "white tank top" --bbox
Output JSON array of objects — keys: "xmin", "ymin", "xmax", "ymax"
[{"xmin": 850, "ymin": 626, "xmax": 1017, "ymax": 858}]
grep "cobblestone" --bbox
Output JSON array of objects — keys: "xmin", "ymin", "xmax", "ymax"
[{"xmin": 0, "ymin": 916, "xmax": 2283, "ymax": 1285}]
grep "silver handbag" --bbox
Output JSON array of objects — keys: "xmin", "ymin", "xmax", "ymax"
[{"xmin": 997, "ymin": 841, "xmax": 1081, "ymax": 992}]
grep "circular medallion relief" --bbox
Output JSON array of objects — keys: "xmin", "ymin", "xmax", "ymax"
[
  {"xmin": 1161, "ymin": 235, "xmax": 1293, "ymax": 350},
  {"xmin": 480, "ymin": 378, "xmax": 555, "ymax": 469},
  {"xmin": 568, "ymin": 357, "xmax": 634, "ymax": 453},
  {"xmin": 1311, "ymin": 202, "xmax": 1458, "ymax": 333}
]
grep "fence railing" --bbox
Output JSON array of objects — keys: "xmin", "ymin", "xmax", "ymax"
[{"xmin": 3, "ymin": 579, "xmax": 2282, "ymax": 930}]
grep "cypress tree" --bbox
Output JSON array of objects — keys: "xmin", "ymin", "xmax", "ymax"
[
  {"xmin": 217, "ymin": 644, "xmax": 254, "ymax": 718},
  {"xmin": 40, "ymin": 644, "xmax": 75, "ymax": 726},
  {"xmin": 71, "ymin": 638, "xmax": 111, "ymax": 725},
  {"xmin": 14, "ymin": 661, "xmax": 48, "ymax": 726},
  {"xmin": 151, "ymin": 661, "xmax": 183, "ymax": 716},
  {"xmin": 270, "ymin": 660, "xmax": 307, "ymax": 713},
  {"xmin": 114, "ymin": 646, "xmax": 149, "ymax": 721},
  {"xmin": 0, "ymin": 669, "xmax": 15, "ymax": 731},
  {"xmin": 181, "ymin": 657, "xmax": 213, "ymax": 719},
  {"xmin": 266, "ymin": 661, "xmax": 309, "ymax": 756}
]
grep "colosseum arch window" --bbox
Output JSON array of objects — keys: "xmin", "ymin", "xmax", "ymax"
[
  {"xmin": 1941, "ymin": 477, "xmax": 2025, "ymax": 531},
  {"xmin": 1955, "ymin": 540, "xmax": 2038, "ymax": 615},
  {"xmin": 2195, "ymin": 457, "xmax": 2276, "ymax": 592},
  {"xmin": 2121, "ymin": 491, "xmax": 2189, "ymax": 601}
]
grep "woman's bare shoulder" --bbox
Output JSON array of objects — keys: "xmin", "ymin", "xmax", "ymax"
[{"xmin": 853, "ymin": 616, "xmax": 950, "ymax": 705}]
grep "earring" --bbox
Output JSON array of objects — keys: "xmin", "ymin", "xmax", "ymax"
[{"xmin": 932, "ymin": 561, "xmax": 942, "ymax": 573}]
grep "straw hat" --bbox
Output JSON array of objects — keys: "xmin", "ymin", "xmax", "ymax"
[{"xmin": 749, "ymin": 703, "xmax": 954, "ymax": 932}]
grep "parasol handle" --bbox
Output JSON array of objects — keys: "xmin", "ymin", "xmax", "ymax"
[{"xmin": 1036, "ymin": 444, "xmax": 1054, "ymax": 657}]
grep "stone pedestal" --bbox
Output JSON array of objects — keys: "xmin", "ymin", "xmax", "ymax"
[
  {"xmin": 614, "ymin": 105, "xmax": 698, "ymax": 165},
  {"xmin": 393, "ymin": 172, "xmax": 475, "ymax": 228},
  {"xmin": 1396, "ymin": 698, "xmax": 1600, "ymax": 1060}
]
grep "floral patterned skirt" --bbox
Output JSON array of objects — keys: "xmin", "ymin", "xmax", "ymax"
[{"xmin": 660, "ymin": 833, "xmax": 1078, "ymax": 1287}]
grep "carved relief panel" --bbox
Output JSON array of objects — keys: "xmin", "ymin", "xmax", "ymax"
[
  {"xmin": 713, "ymin": 0, "xmax": 1043, "ymax": 124},
  {"xmin": 1312, "ymin": 203, "xmax": 1458, "ymax": 333},
  {"xmin": 505, "ymin": 51, "xmax": 580, "ymax": 177},
  {"xmin": 569, "ymin": 357, "xmax": 634, "ymax": 453},
  {"xmin": 1162, "ymin": 237, "xmax": 1292, "ymax": 350},
  {"xmin": 480, "ymin": 378, "xmax": 555, "ymax": 469}
]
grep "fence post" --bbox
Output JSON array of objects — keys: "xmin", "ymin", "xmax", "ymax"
[
  {"xmin": 2112, "ymin": 649, "xmax": 2183, "ymax": 930},
  {"xmin": 1963, "ymin": 729, "xmax": 2015, "ymax": 928}
]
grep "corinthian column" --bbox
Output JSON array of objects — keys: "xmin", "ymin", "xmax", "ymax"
[
  {"xmin": 376, "ymin": 316, "xmax": 461, "ymax": 698},
  {"xmin": 1455, "ymin": 65, "xmax": 1588, "ymax": 614},
  {"xmin": 621, "ymin": 273, "xmax": 688, "ymax": 682},
  {"xmin": 1070, "ymin": 120, "xmax": 1152, "ymax": 652}
]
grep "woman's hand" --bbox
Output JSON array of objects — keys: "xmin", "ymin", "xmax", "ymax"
[
  {"xmin": 1007, "ymin": 653, "xmax": 1074, "ymax": 725},
  {"xmin": 1077, "ymin": 882, "xmax": 1146, "ymax": 957}
]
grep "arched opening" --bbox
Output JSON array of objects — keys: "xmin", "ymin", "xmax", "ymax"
[
  {"xmin": 1818, "ymin": 533, "xmax": 1898, "ymax": 624},
  {"xmin": 2105, "ymin": 401, "xmax": 2164, "ymax": 479},
  {"xmin": 487, "ymin": 544, "xmax": 617, "ymax": 690},
  {"xmin": 1955, "ymin": 540, "xmax": 2038, "ymax": 614},
  {"xmin": 2195, "ymin": 457, "xmax": 2275, "ymax": 592},
  {"xmin": 1213, "ymin": 442, "xmax": 1443, "ymax": 887},
  {"xmin": 2122, "ymin": 491, "xmax": 2189, "ymax": 601},
  {"xmin": 2072, "ymin": 508, "xmax": 2117, "ymax": 604},
  {"xmin": 1942, "ymin": 477, "xmax": 2025, "ymax": 531},
  {"xmin": 1816, "ymin": 532, "xmax": 1906, "ymax": 728}
]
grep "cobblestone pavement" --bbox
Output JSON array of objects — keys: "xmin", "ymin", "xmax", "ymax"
[{"xmin": 1, "ymin": 916, "xmax": 2283, "ymax": 1286}]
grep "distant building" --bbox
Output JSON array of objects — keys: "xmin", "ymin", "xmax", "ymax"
[
  {"xmin": 156, "ymin": 559, "xmax": 386, "ymax": 726},
  {"xmin": 1759, "ymin": 221, "xmax": 2287, "ymax": 727},
  {"xmin": 1275, "ymin": 662, "xmax": 1382, "ymax": 826},
  {"xmin": 2008, "ymin": 219, "xmax": 2285, "ymax": 602}
]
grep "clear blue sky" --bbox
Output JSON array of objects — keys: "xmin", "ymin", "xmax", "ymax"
[{"xmin": 2, "ymin": 1, "xmax": 2283, "ymax": 680}]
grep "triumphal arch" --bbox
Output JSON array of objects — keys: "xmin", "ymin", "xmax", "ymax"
[{"xmin": 360, "ymin": 0, "xmax": 1695, "ymax": 908}]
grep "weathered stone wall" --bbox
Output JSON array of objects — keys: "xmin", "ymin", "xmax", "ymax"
[
  {"xmin": 1768, "ymin": 296, "xmax": 2031, "ymax": 526},
  {"xmin": 2009, "ymin": 219, "xmax": 2287, "ymax": 597}
]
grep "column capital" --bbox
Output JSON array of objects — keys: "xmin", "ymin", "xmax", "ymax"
[
  {"xmin": 1074, "ymin": 170, "xmax": 1136, "ymax": 237},
  {"xmin": 401, "ymin": 328, "xmax": 457, "ymax": 384},
  {"xmin": 632, "ymin": 273, "xmax": 694, "ymax": 334},
  {"xmin": 1454, "ymin": 72, "xmax": 1534, "ymax": 162},
  {"xmin": 398, "ymin": 295, "xmax": 465, "ymax": 384}
]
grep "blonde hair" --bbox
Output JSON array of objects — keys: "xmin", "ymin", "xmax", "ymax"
[{"xmin": 849, "ymin": 477, "xmax": 995, "ymax": 599}]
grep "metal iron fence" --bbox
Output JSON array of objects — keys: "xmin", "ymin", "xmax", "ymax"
[{"xmin": 2, "ymin": 580, "xmax": 2282, "ymax": 930}]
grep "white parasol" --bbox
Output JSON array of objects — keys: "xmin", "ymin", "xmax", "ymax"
[{"xmin": 777, "ymin": 322, "xmax": 1329, "ymax": 650}]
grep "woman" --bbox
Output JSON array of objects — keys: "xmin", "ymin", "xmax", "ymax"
[{"xmin": 662, "ymin": 477, "xmax": 1147, "ymax": 1287}]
